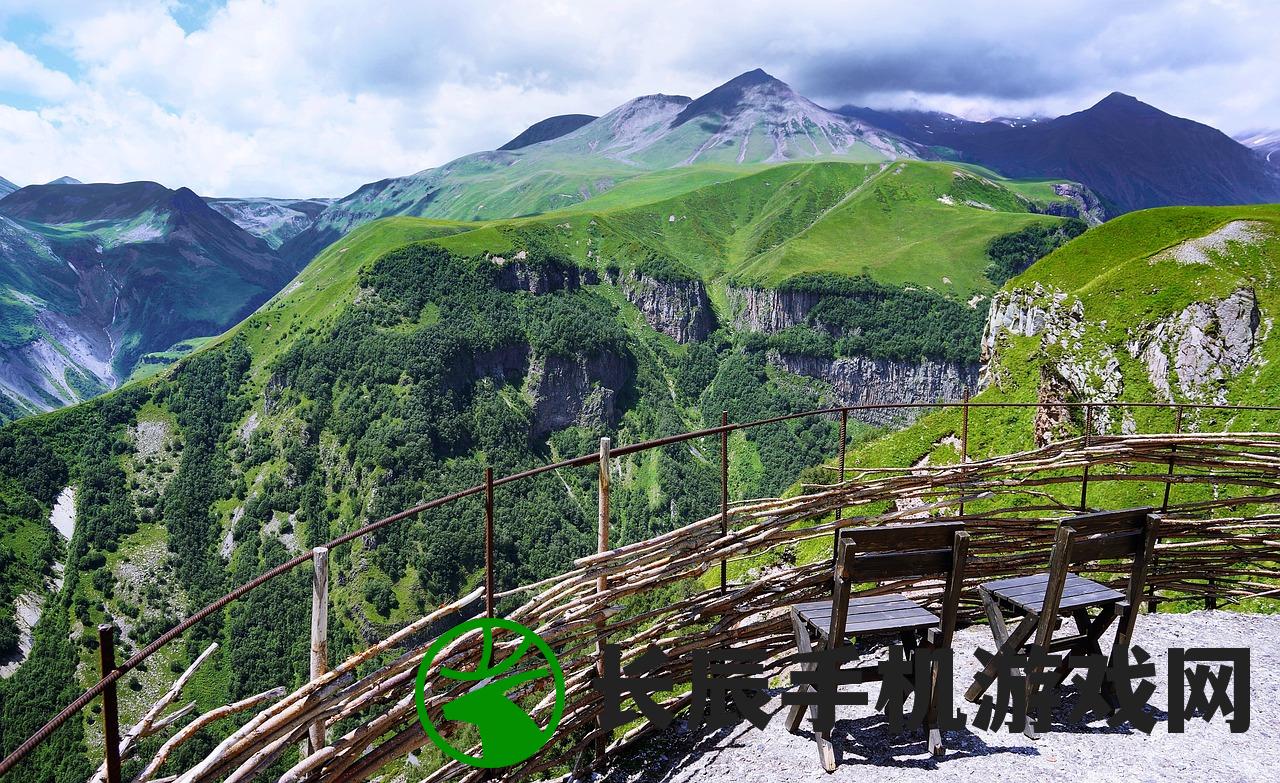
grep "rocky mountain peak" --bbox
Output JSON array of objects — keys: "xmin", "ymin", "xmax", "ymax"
[
  {"xmin": 1082, "ymin": 91, "xmax": 1165, "ymax": 120},
  {"xmin": 671, "ymin": 68, "xmax": 807, "ymax": 128}
]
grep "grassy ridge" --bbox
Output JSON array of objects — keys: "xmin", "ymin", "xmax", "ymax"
[
  {"xmin": 336, "ymin": 160, "xmax": 1077, "ymax": 300},
  {"xmin": 735, "ymin": 162, "xmax": 1067, "ymax": 292},
  {"xmin": 203, "ymin": 217, "xmax": 470, "ymax": 381}
]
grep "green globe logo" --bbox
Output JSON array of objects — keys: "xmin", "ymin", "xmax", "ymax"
[{"xmin": 415, "ymin": 617, "xmax": 566, "ymax": 769}]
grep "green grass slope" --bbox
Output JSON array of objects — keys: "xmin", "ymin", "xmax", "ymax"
[
  {"xmin": 419, "ymin": 160, "xmax": 1078, "ymax": 299},
  {"xmin": 732, "ymin": 162, "xmax": 1072, "ymax": 293},
  {"xmin": 849, "ymin": 204, "xmax": 1280, "ymax": 475},
  {"xmin": 201, "ymin": 216, "xmax": 471, "ymax": 378}
]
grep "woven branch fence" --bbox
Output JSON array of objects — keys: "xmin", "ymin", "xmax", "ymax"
[{"xmin": 112, "ymin": 431, "xmax": 1280, "ymax": 783}]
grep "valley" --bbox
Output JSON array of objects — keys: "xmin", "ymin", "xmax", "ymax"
[{"xmin": 0, "ymin": 182, "xmax": 300, "ymax": 419}]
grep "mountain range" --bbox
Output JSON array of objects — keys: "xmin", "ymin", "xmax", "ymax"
[
  {"xmin": 1237, "ymin": 129, "xmax": 1280, "ymax": 166},
  {"xmin": 841, "ymin": 92, "xmax": 1280, "ymax": 214},
  {"xmin": 204, "ymin": 196, "xmax": 332, "ymax": 249},
  {"xmin": 276, "ymin": 69, "xmax": 919, "ymax": 264},
  {"xmin": 0, "ymin": 181, "xmax": 294, "ymax": 418},
  {"xmin": 280, "ymin": 75, "xmax": 1280, "ymax": 264},
  {"xmin": 2, "ymin": 69, "xmax": 1279, "ymax": 421}
]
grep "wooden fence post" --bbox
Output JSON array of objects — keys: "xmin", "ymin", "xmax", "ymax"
[
  {"xmin": 485, "ymin": 467, "xmax": 495, "ymax": 617},
  {"xmin": 1079, "ymin": 403, "xmax": 1093, "ymax": 511},
  {"xmin": 98, "ymin": 624, "xmax": 122, "ymax": 783},
  {"xmin": 833, "ymin": 408, "xmax": 848, "ymax": 565},
  {"xmin": 594, "ymin": 437, "xmax": 611, "ymax": 763},
  {"xmin": 720, "ymin": 411, "xmax": 729, "ymax": 593},
  {"xmin": 308, "ymin": 546, "xmax": 329, "ymax": 755},
  {"xmin": 1153, "ymin": 405, "xmax": 1184, "ymax": 613},
  {"xmin": 959, "ymin": 388, "xmax": 970, "ymax": 516}
]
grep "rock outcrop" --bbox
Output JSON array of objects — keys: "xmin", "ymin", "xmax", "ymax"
[
  {"xmin": 1033, "ymin": 364, "xmax": 1078, "ymax": 446},
  {"xmin": 492, "ymin": 252, "xmax": 598, "ymax": 294},
  {"xmin": 984, "ymin": 282, "xmax": 1262, "ymax": 438},
  {"xmin": 1126, "ymin": 287, "xmax": 1260, "ymax": 404},
  {"xmin": 982, "ymin": 282, "xmax": 1127, "ymax": 432},
  {"xmin": 610, "ymin": 270, "xmax": 715, "ymax": 343},
  {"xmin": 470, "ymin": 344, "xmax": 530, "ymax": 384},
  {"xmin": 725, "ymin": 286, "xmax": 822, "ymax": 333},
  {"xmin": 981, "ymin": 282, "xmax": 1084, "ymax": 373},
  {"xmin": 526, "ymin": 350, "xmax": 631, "ymax": 436},
  {"xmin": 768, "ymin": 351, "xmax": 977, "ymax": 426},
  {"xmin": 1033, "ymin": 183, "xmax": 1106, "ymax": 226}
]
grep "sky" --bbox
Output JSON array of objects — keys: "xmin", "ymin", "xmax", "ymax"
[{"xmin": 1, "ymin": 0, "xmax": 1277, "ymax": 198}]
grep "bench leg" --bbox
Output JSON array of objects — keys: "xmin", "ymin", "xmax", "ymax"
[
  {"xmin": 923, "ymin": 628, "xmax": 944, "ymax": 756},
  {"xmin": 1023, "ymin": 668, "xmax": 1042, "ymax": 740},
  {"xmin": 1050, "ymin": 605, "xmax": 1115, "ymax": 691},
  {"xmin": 965, "ymin": 612, "xmax": 1036, "ymax": 703},
  {"xmin": 817, "ymin": 731, "xmax": 837, "ymax": 773},
  {"xmin": 981, "ymin": 586, "xmax": 1011, "ymax": 647},
  {"xmin": 787, "ymin": 610, "xmax": 838, "ymax": 771},
  {"xmin": 1105, "ymin": 601, "xmax": 1137, "ymax": 708},
  {"xmin": 785, "ymin": 610, "xmax": 816, "ymax": 733}
]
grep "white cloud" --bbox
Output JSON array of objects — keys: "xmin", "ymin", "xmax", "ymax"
[
  {"xmin": 0, "ymin": 0, "xmax": 1277, "ymax": 197},
  {"xmin": 0, "ymin": 40, "xmax": 76, "ymax": 101}
]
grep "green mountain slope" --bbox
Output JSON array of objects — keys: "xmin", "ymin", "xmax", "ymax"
[
  {"xmin": 279, "ymin": 69, "xmax": 916, "ymax": 266},
  {"xmin": 415, "ymin": 160, "xmax": 1080, "ymax": 296},
  {"xmin": 0, "ymin": 226, "xmax": 850, "ymax": 779},
  {"xmin": 0, "ymin": 154, "xmax": 1090, "ymax": 781},
  {"xmin": 850, "ymin": 204, "xmax": 1280, "ymax": 482},
  {"xmin": 0, "ymin": 182, "xmax": 296, "ymax": 420}
]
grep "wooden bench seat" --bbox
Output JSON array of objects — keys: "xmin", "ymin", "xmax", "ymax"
[
  {"xmin": 982, "ymin": 572, "xmax": 1125, "ymax": 614},
  {"xmin": 795, "ymin": 595, "xmax": 940, "ymax": 639}
]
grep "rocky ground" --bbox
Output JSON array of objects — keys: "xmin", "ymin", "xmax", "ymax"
[{"xmin": 598, "ymin": 610, "xmax": 1278, "ymax": 783}]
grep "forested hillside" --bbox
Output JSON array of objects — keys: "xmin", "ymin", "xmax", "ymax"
[{"xmin": 0, "ymin": 157, "xmax": 1089, "ymax": 780}]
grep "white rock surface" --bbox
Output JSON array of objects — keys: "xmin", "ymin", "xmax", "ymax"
[
  {"xmin": 49, "ymin": 486, "xmax": 75, "ymax": 539},
  {"xmin": 1151, "ymin": 221, "xmax": 1268, "ymax": 266},
  {"xmin": 1127, "ymin": 288, "xmax": 1260, "ymax": 404},
  {"xmin": 0, "ymin": 592, "xmax": 45, "ymax": 678}
]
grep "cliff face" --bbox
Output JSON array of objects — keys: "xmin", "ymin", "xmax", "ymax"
[
  {"xmin": 611, "ymin": 270, "xmax": 715, "ymax": 343},
  {"xmin": 1031, "ymin": 183, "xmax": 1106, "ymax": 226},
  {"xmin": 981, "ymin": 282, "xmax": 1085, "ymax": 376},
  {"xmin": 525, "ymin": 350, "xmax": 631, "ymax": 436},
  {"xmin": 725, "ymin": 286, "xmax": 822, "ymax": 332},
  {"xmin": 492, "ymin": 253, "xmax": 599, "ymax": 294},
  {"xmin": 470, "ymin": 344, "xmax": 530, "ymax": 384},
  {"xmin": 481, "ymin": 257, "xmax": 636, "ymax": 436},
  {"xmin": 1126, "ymin": 287, "xmax": 1260, "ymax": 404},
  {"xmin": 983, "ymin": 282, "xmax": 1127, "ymax": 435},
  {"xmin": 983, "ymin": 281, "xmax": 1263, "ymax": 440},
  {"xmin": 768, "ymin": 351, "xmax": 977, "ymax": 425}
]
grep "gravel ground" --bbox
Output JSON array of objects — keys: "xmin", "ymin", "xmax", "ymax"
[{"xmin": 600, "ymin": 611, "xmax": 1279, "ymax": 783}]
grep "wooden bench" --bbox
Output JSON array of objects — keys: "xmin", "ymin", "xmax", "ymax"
[
  {"xmin": 787, "ymin": 520, "xmax": 970, "ymax": 771},
  {"xmin": 963, "ymin": 507, "xmax": 1160, "ymax": 737}
]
